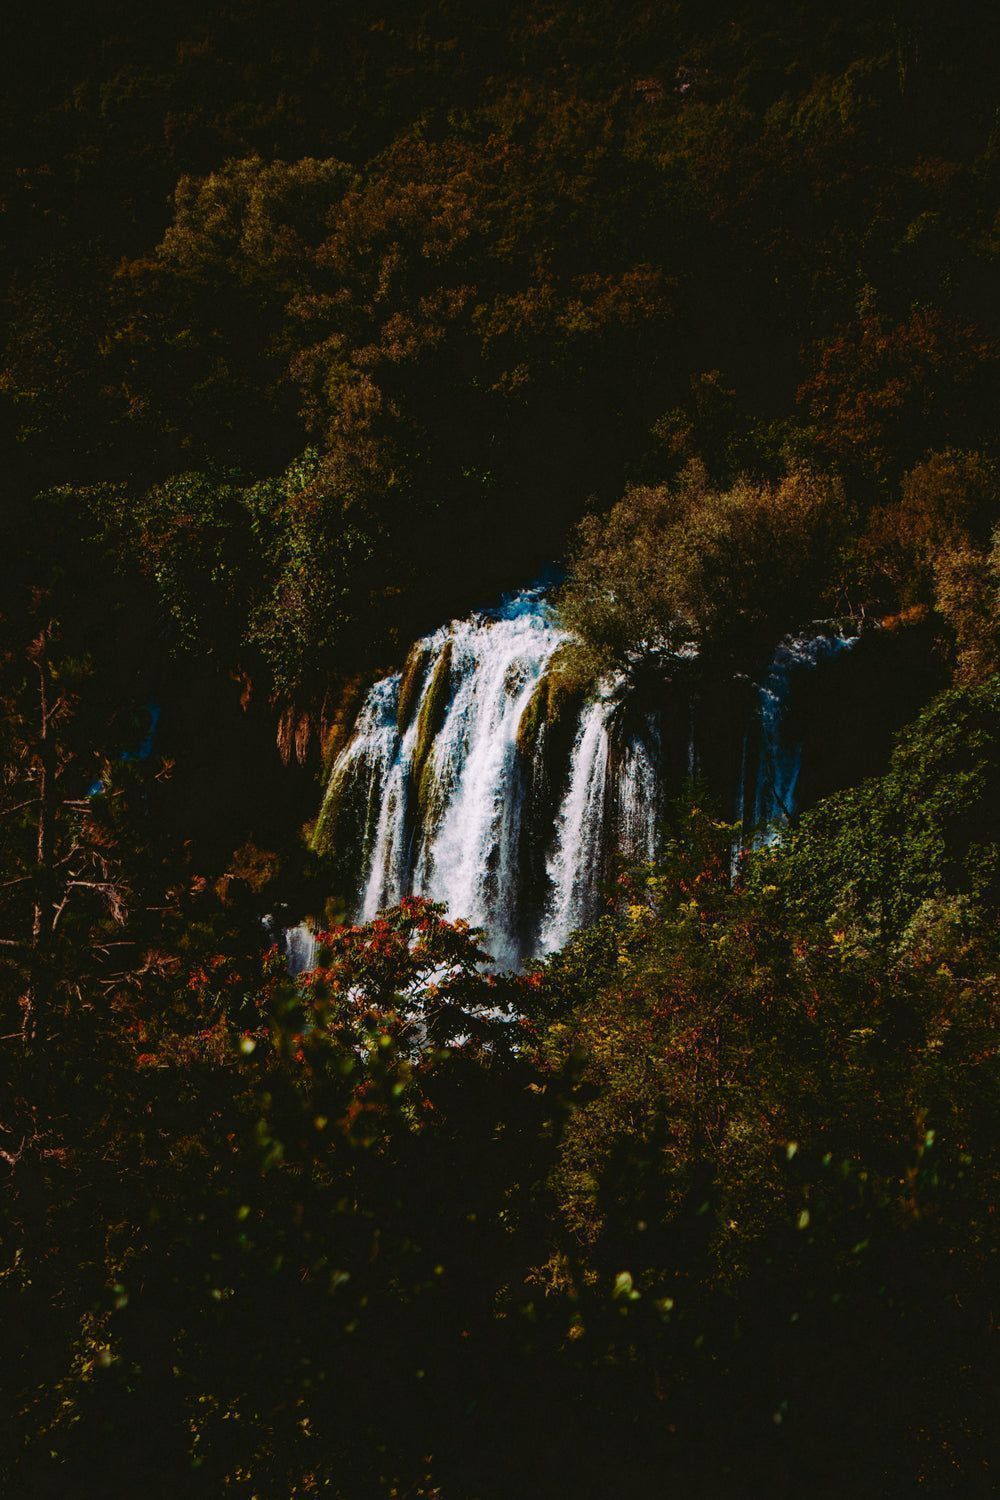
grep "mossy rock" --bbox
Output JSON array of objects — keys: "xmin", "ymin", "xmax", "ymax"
[
  {"xmin": 415, "ymin": 749, "xmax": 450, "ymax": 838},
  {"xmin": 412, "ymin": 638, "xmax": 454, "ymax": 794},
  {"xmin": 320, "ymin": 674, "xmax": 369, "ymax": 771},
  {"xmin": 311, "ymin": 764, "xmax": 348, "ymax": 856},
  {"xmin": 397, "ymin": 642, "xmax": 432, "ymax": 734},
  {"xmin": 515, "ymin": 644, "xmax": 585, "ymax": 763},
  {"xmin": 311, "ymin": 754, "xmax": 378, "ymax": 892},
  {"xmin": 515, "ymin": 675, "xmax": 548, "ymax": 763},
  {"xmin": 515, "ymin": 647, "xmax": 589, "ymax": 942}
]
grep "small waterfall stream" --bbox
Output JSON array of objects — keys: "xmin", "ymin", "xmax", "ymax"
[
  {"xmin": 752, "ymin": 630, "xmax": 857, "ymax": 837},
  {"xmin": 538, "ymin": 696, "xmax": 612, "ymax": 955},
  {"xmin": 305, "ymin": 588, "xmax": 856, "ymax": 969}
]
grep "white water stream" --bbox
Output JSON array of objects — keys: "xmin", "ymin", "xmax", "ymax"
[{"xmin": 297, "ymin": 589, "xmax": 855, "ymax": 971}]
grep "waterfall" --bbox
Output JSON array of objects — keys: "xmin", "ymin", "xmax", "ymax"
[
  {"xmin": 409, "ymin": 595, "xmax": 563, "ymax": 965},
  {"xmin": 537, "ymin": 697, "xmax": 612, "ymax": 954},
  {"xmin": 314, "ymin": 588, "xmax": 858, "ymax": 966},
  {"xmin": 616, "ymin": 715, "xmax": 661, "ymax": 865},
  {"xmin": 317, "ymin": 589, "xmax": 570, "ymax": 967},
  {"xmin": 284, "ymin": 923, "xmax": 317, "ymax": 975},
  {"xmin": 752, "ymin": 630, "xmax": 857, "ymax": 839}
]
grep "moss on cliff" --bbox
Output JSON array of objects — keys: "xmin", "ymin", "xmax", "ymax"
[
  {"xmin": 310, "ymin": 753, "xmax": 377, "ymax": 894},
  {"xmin": 516, "ymin": 645, "xmax": 586, "ymax": 764},
  {"xmin": 516, "ymin": 647, "xmax": 589, "ymax": 941},
  {"xmin": 412, "ymin": 638, "xmax": 453, "ymax": 794},
  {"xmin": 515, "ymin": 675, "xmax": 548, "ymax": 763},
  {"xmin": 397, "ymin": 642, "xmax": 432, "ymax": 735},
  {"xmin": 311, "ymin": 755, "xmax": 357, "ymax": 860}
]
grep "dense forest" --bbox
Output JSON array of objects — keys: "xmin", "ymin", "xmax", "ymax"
[{"xmin": 2, "ymin": 2, "xmax": 998, "ymax": 1495}]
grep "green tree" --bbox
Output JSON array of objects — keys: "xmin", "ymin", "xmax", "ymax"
[{"xmin": 558, "ymin": 461, "xmax": 854, "ymax": 684}]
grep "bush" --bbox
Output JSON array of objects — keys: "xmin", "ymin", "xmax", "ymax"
[{"xmin": 558, "ymin": 460, "xmax": 854, "ymax": 683}]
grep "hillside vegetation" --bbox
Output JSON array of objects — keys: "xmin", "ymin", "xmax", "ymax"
[{"xmin": 1, "ymin": 4, "xmax": 998, "ymax": 1496}]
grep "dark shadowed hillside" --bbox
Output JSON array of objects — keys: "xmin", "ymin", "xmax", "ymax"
[{"xmin": 2, "ymin": 5, "xmax": 997, "ymax": 1496}]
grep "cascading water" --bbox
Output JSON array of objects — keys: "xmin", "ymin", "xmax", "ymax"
[
  {"xmin": 317, "ymin": 590, "xmax": 567, "ymax": 967},
  {"xmin": 751, "ymin": 630, "xmax": 857, "ymax": 839},
  {"xmin": 309, "ymin": 587, "xmax": 858, "ymax": 969},
  {"xmin": 284, "ymin": 924, "xmax": 317, "ymax": 974},
  {"xmin": 405, "ymin": 594, "xmax": 561, "ymax": 964},
  {"xmin": 314, "ymin": 589, "xmax": 666, "ymax": 967},
  {"xmin": 537, "ymin": 697, "xmax": 612, "ymax": 955},
  {"xmin": 536, "ymin": 698, "xmax": 660, "ymax": 954}
]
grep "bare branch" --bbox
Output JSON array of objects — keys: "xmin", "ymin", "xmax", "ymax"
[{"xmin": 0, "ymin": 799, "xmax": 40, "ymax": 818}]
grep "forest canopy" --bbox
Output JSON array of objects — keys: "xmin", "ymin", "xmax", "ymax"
[
  {"xmin": 3, "ymin": 0, "xmax": 997, "ymax": 698},
  {"xmin": 1, "ymin": 4, "xmax": 998, "ymax": 1497}
]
